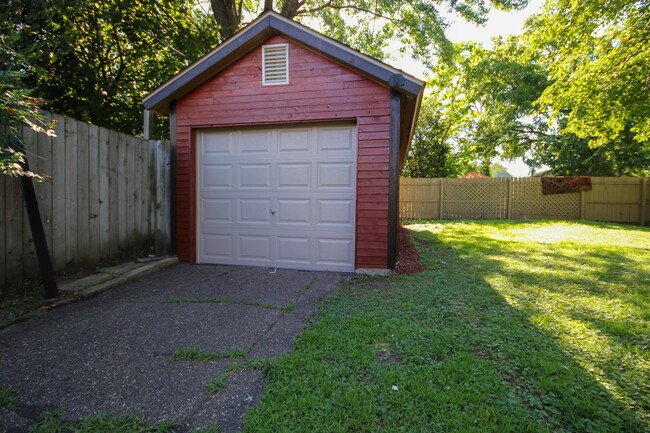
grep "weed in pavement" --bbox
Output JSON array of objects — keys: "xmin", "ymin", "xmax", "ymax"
[
  {"xmin": 0, "ymin": 387, "xmax": 18, "ymax": 407},
  {"xmin": 205, "ymin": 375, "xmax": 228, "ymax": 395},
  {"xmin": 170, "ymin": 346, "xmax": 247, "ymax": 362},
  {"xmin": 167, "ymin": 297, "xmax": 294, "ymax": 312},
  {"xmin": 28, "ymin": 410, "xmax": 175, "ymax": 433},
  {"xmin": 227, "ymin": 357, "xmax": 272, "ymax": 375},
  {"xmin": 192, "ymin": 425, "xmax": 220, "ymax": 433}
]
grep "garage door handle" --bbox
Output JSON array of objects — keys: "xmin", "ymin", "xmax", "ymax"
[{"xmin": 270, "ymin": 209, "xmax": 276, "ymax": 215}]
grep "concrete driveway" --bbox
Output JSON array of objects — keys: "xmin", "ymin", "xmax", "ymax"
[{"xmin": 0, "ymin": 263, "xmax": 345, "ymax": 432}]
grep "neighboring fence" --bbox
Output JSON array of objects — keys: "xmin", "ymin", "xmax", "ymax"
[
  {"xmin": 400, "ymin": 177, "xmax": 650, "ymax": 225},
  {"xmin": 1, "ymin": 112, "xmax": 171, "ymax": 287}
]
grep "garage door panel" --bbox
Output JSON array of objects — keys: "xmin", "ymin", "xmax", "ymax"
[
  {"xmin": 278, "ymin": 128, "xmax": 312, "ymax": 153},
  {"xmin": 198, "ymin": 123, "xmax": 356, "ymax": 272},
  {"xmin": 277, "ymin": 236, "xmax": 311, "ymax": 264},
  {"xmin": 318, "ymin": 199, "xmax": 354, "ymax": 226},
  {"xmin": 203, "ymin": 164, "xmax": 234, "ymax": 189},
  {"xmin": 318, "ymin": 162, "xmax": 354, "ymax": 189},
  {"xmin": 202, "ymin": 234, "xmax": 233, "ymax": 259},
  {"xmin": 318, "ymin": 126, "xmax": 354, "ymax": 152},
  {"xmin": 239, "ymin": 130, "xmax": 272, "ymax": 154},
  {"xmin": 239, "ymin": 199, "xmax": 271, "ymax": 223},
  {"xmin": 203, "ymin": 198, "xmax": 233, "ymax": 223},
  {"xmin": 277, "ymin": 163, "xmax": 311, "ymax": 189},
  {"xmin": 277, "ymin": 199, "xmax": 311, "ymax": 225},
  {"xmin": 239, "ymin": 164, "xmax": 271, "ymax": 189},
  {"xmin": 316, "ymin": 238, "xmax": 354, "ymax": 265},
  {"xmin": 202, "ymin": 132, "xmax": 233, "ymax": 155},
  {"xmin": 239, "ymin": 235, "xmax": 271, "ymax": 260}
]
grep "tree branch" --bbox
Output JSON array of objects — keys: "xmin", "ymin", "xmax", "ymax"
[{"xmin": 296, "ymin": 3, "xmax": 398, "ymax": 24}]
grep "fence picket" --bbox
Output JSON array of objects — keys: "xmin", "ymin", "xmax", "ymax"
[
  {"xmin": 107, "ymin": 129, "xmax": 119, "ymax": 258},
  {"xmin": 21, "ymin": 125, "xmax": 38, "ymax": 278},
  {"xmin": 117, "ymin": 132, "xmax": 128, "ymax": 250},
  {"xmin": 98, "ymin": 127, "xmax": 111, "ymax": 256},
  {"xmin": 37, "ymin": 111, "xmax": 53, "ymax": 253},
  {"xmin": 64, "ymin": 118, "xmax": 78, "ymax": 266},
  {"xmin": 125, "ymin": 135, "xmax": 135, "ymax": 249},
  {"xmin": 51, "ymin": 114, "xmax": 66, "ymax": 271},
  {"xmin": 88, "ymin": 124, "xmax": 100, "ymax": 262},
  {"xmin": 0, "ymin": 151, "xmax": 5, "ymax": 287},
  {"xmin": 5, "ymin": 175, "xmax": 24, "ymax": 283},
  {"xmin": 76, "ymin": 121, "xmax": 90, "ymax": 263},
  {"xmin": 134, "ymin": 138, "xmax": 143, "ymax": 247}
]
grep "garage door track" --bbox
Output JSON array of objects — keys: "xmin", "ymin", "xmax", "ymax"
[{"xmin": 0, "ymin": 263, "xmax": 345, "ymax": 432}]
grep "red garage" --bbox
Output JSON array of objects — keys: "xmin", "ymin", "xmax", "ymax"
[{"xmin": 143, "ymin": 10, "xmax": 424, "ymax": 272}]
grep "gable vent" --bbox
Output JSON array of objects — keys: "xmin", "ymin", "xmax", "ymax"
[{"xmin": 262, "ymin": 43, "xmax": 289, "ymax": 86}]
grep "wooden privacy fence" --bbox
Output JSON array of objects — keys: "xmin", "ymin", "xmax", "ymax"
[
  {"xmin": 1, "ymin": 112, "xmax": 171, "ymax": 287},
  {"xmin": 400, "ymin": 177, "xmax": 650, "ymax": 225}
]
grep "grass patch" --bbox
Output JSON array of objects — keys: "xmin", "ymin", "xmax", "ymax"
[
  {"xmin": 0, "ymin": 282, "xmax": 46, "ymax": 328},
  {"xmin": 227, "ymin": 357, "xmax": 273, "ymax": 375},
  {"xmin": 170, "ymin": 346, "xmax": 247, "ymax": 362},
  {"xmin": 0, "ymin": 387, "xmax": 18, "ymax": 407},
  {"xmin": 280, "ymin": 304, "xmax": 295, "ymax": 313},
  {"xmin": 205, "ymin": 375, "xmax": 228, "ymax": 395},
  {"xmin": 167, "ymin": 297, "xmax": 230, "ymax": 304},
  {"xmin": 28, "ymin": 409, "xmax": 175, "ymax": 433},
  {"xmin": 168, "ymin": 297, "xmax": 294, "ymax": 312},
  {"xmin": 242, "ymin": 220, "xmax": 649, "ymax": 433},
  {"xmin": 191, "ymin": 425, "xmax": 220, "ymax": 433},
  {"xmin": 247, "ymin": 300, "xmax": 277, "ymax": 310}
]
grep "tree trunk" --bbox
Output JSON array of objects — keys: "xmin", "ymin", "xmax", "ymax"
[
  {"xmin": 210, "ymin": 0, "xmax": 303, "ymax": 39},
  {"xmin": 210, "ymin": 0, "xmax": 242, "ymax": 40},
  {"xmin": 280, "ymin": 0, "xmax": 302, "ymax": 18}
]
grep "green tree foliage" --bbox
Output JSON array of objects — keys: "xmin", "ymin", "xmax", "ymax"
[
  {"xmin": 1, "ymin": 0, "xmax": 220, "ymax": 135},
  {"xmin": 0, "ymin": 36, "xmax": 56, "ymax": 179},
  {"xmin": 489, "ymin": 162, "xmax": 511, "ymax": 177},
  {"xmin": 525, "ymin": 0, "xmax": 650, "ymax": 147},
  {"xmin": 526, "ymin": 122, "xmax": 650, "ymax": 176},
  {"xmin": 402, "ymin": 97, "xmax": 463, "ymax": 178},
  {"xmin": 412, "ymin": 0, "xmax": 649, "ymax": 178},
  {"xmin": 210, "ymin": 0, "xmax": 530, "ymax": 64},
  {"xmin": 1, "ymin": 0, "xmax": 531, "ymax": 136},
  {"xmin": 405, "ymin": 38, "xmax": 549, "ymax": 178}
]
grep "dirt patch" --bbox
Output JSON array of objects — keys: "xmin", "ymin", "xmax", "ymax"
[
  {"xmin": 394, "ymin": 226, "xmax": 424, "ymax": 275},
  {"xmin": 375, "ymin": 342, "xmax": 403, "ymax": 365}
]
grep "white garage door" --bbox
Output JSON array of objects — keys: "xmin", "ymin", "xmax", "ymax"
[{"xmin": 197, "ymin": 123, "xmax": 356, "ymax": 272}]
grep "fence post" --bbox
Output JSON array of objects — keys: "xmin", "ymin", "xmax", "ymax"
[
  {"xmin": 439, "ymin": 178, "xmax": 444, "ymax": 220},
  {"xmin": 580, "ymin": 191, "xmax": 586, "ymax": 220},
  {"xmin": 506, "ymin": 178, "xmax": 513, "ymax": 220},
  {"xmin": 641, "ymin": 177, "xmax": 647, "ymax": 226}
]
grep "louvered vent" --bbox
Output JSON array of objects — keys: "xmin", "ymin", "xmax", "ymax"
[{"xmin": 262, "ymin": 44, "xmax": 289, "ymax": 86}]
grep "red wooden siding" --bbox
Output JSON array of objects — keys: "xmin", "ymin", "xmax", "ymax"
[{"xmin": 175, "ymin": 35, "xmax": 391, "ymax": 268}]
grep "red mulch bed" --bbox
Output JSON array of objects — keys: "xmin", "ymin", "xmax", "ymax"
[{"xmin": 394, "ymin": 226, "xmax": 424, "ymax": 275}]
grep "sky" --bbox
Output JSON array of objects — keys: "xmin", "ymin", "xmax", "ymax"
[
  {"xmin": 393, "ymin": 0, "xmax": 545, "ymax": 176},
  {"xmin": 445, "ymin": 0, "xmax": 544, "ymax": 46}
]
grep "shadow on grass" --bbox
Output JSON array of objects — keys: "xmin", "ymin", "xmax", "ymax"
[
  {"xmin": 243, "ymin": 221, "xmax": 647, "ymax": 433},
  {"xmin": 409, "ymin": 222, "xmax": 648, "ymax": 432}
]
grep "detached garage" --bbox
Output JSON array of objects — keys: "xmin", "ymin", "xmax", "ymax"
[{"xmin": 143, "ymin": 10, "xmax": 424, "ymax": 272}]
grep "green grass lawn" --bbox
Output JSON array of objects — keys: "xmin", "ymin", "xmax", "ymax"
[{"xmin": 243, "ymin": 220, "xmax": 650, "ymax": 433}]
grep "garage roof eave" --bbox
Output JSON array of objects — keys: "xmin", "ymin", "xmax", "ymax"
[{"xmin": 142, "ymin": 10, "xmax": 425, "ymax": 115}]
